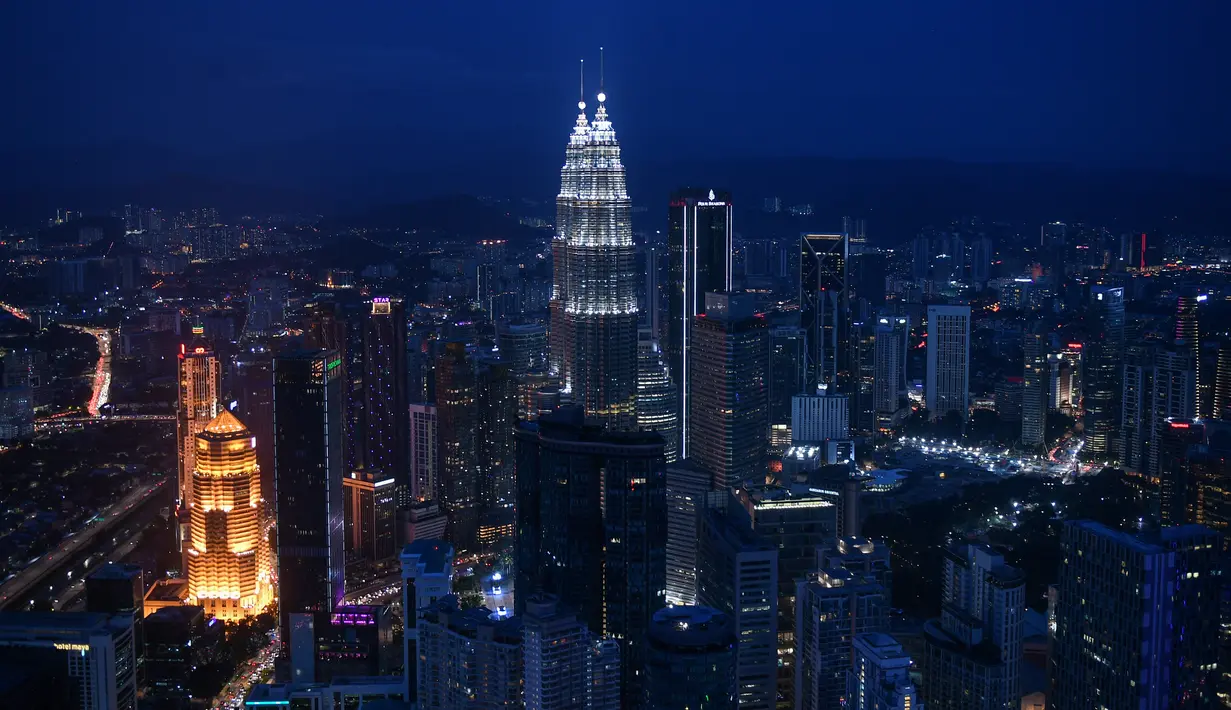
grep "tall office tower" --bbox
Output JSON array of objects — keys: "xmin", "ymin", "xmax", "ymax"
[
  {"xmin": 304, "ymin": 301, "xmax": 353, "ymax": 471},
  {"xmin": 401, "ymin": 539, "xmax": 454, "ymax": 703},
  {"xmin": 342, "ymin": 468, "xmax": 398, "ymax": 563},
  {"xmin": 1148, "ymin": 349, "xmax": 1198, "ymax": 481},
  {"xmin": 665, "ymin": 461, "xmax": 711, "ymax": 606},
  {"xmin": 1157, "ymin": 419, "xmax": 1205, "ymax": 526},
  {"xmin": 363, "ymin": 297, "xmax": 410, "ymax": 503},
  {"xmin": 846, "ymin": 634, "xmax": 922, "ymax": 710},
  {"xmin": 0, "ymin": 612, "xmax": 138, "ymax": 710},
  {"xmin": 187, "ymin": 410, "xmax": 271, "ymax": 620},
  {"xmin": 435, "ymin": 343, "xmax": 479, "ymax": 550},
  {"xmin": 768, "ymin": 326, "xmax": 807, "ymax": 443},
  {"xmin": 1052, "ymin": 521, "xmax": 1222, "ymax": 710},
  {"xmin": 689, "ymin": 292, "xmax": 769, "ymax": 488},
  {"xmin": 696, "ymin": 501, "xmax": 779, "ymax": 709},
  {"xmin": 801, "ymin": 231, "xmax": 849, "ymax": 393},
  {"xmin": 638, "ymin": 244, "xmax": 663, "ymax": 335},
  {"xmin": 1214, "ymin": 340, "xmax": 1231, "ymax": 420},
  {"xmin": 970, "ymin": 236, "xmax": 994, "ymax": 285},
  {"xmin": 667, "ymin": 187, "xmax": 733, "ymax": 455},
  {"xmin": 872, "ymin": 315, "xmax": 909, "ymax": 435},
  {"xmin": 925, "ymin": 305, "xmax": 971, "ymax": 426},
  {"xmin": 515, "ymin": 406, "xmax": 667, "ymax": 707},
  {"xmin": 522, "ymin": 594, "xmax": 591, "ymax": 710},
  {"xmin": 911, "ymin": 234, "xmax": 931, "ymax": 282},
  {"xmin": 849, "ymin": 320, "xmax": 878, "ymax": 435},
  {"xmin": 1177, "ymin": 291, "xmax": 1200, "ymax": 355},
  {"xmin": 795, "ymin": 568, "xmax": 890, "ymax": 710},
  {"xmin": 922, "ymin": 544, "xmax": 1024, "ymax": 710},
  {"xmin": 551, "ymin": 89, "xmax": 639, "ymax": 430},
  {"xmin": 644, "ymin": 606, "xmax": 738, "ymax": 709},
  {"xmin": 496, "ymin": 320, "xmax": 547, "ymax": 378},
  {"xmin": 792, "ymin": 392, "xmax": 851, "ymax": 443},
  {"xmin": 273, "ymin": 350, "xmax": 345, "ymax": 654},
  {"xmin": 409, "ymin": 403, "xmax": 439, "ymax": 502},
  {"xmin": 1083, "ymin": 285, "xmax": 1126, "ymax": 459},
  {"xmin": 234, "ymin": 348, "xmax": 275, "ymax": 502},
  {"xmin": 1119, "ymin": 345, "xmax": 1155, "ymax": 473},
  {"xmin": 475, "ymin": 353, "xmax": 517, "ymax": 549},
  {"xmin": 246, "ymin": 276, "xmax": 288, "ymax": 335},
  {"xmin": 177, "ymin": 343, "xmax": 221, "ymax": 511},
  {"xmin": 741, "ymin": 485, "xmax": 838, "ymax": 707},
  {"xmin": 849, "ymin": 251, "xmax": 887, "ymax": 308},
  {"xmin": 416, "ymin": 595, "xmax": 524, "ymax": 709},
  {"xmin": 588, "ymin": 637, "xmax": 623, "ymax": 710},
  {"xmin": 85, "ymin": 563, "xmax": 145, "ymax": 686},
  {"xmin": 1022, "ymin": 328, "xmax": 1048, "ymax": 448},
  {"xmin": 636, "ymin": 331, "xmax": 680, "ymax": 463}
]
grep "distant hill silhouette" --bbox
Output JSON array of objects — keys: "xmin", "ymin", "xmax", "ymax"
[{"xmin": 322, "ymin": 195, "xmax": 546, "ymax": 244}]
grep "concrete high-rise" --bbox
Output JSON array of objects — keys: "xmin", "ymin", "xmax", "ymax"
[
  {"xmin": 363, "ymin": 297, "xmax": 409, "ymax": 502},
  {"xmin": 665, "ymin": 461, "xmax": 711, "ymax": 606},
  {"xmin": 922, "ymin": 544, "xmax": 1024, "ymax": 710},
  {"xmin": 1148, "ymin": 348, "xmax": 1197, "ymax": 480},
  {"xmin": 342, "ymin": 468, "xmax": 398, "ymax": 563},
  {"xmin": 187, "ymin": 410, "xmax": 272, "ymax": 620},
  {"xmin": 768, "ymin": 326, "xmax": 807, "ymax": 441},
  {"xmin": 795, "ymin": 568, "xmax": 890, "ymax": 710},
  {"xmin": 416, "ymin": 595, "xmax": 524, "ymax": 709},
  {"xmin": 925, "ymin": 305, "xmax": 971, "ymax": 426},
  {"xmin": 515, "ymin": 406, "xmax": 667, "ymax": 707},
  {"xmin": 667, "ymin": 187, "xmax": 733, "ymax": 457},
  {"xmin": 1051, "ymin": 521, "xmax": 1222, "ymax": 710},
  {"xmin": 688, "ymin": 292, "xmax": 768, "ymax": 489},
  {"xmin": 550, "ymin": 87, "xmax": 639, "ymax": 430},
  {"xmin": 846, "ymin": 633, "xmax": 922, "ymax": 710},
  {"xmin": 1022, "ymin": 328, "xmax": 1048, "ymax": 448},
  {"xmin": 409, "ymin": 403, "xmax": 438, "ymax": 502},
  {"xmin": 273, "ymin": 350, "xmax": 346, "ymax": 657},
  {"xmin": 695, "ymin": 500, "xmax": 779, "ymax": 709},
  {"xmin": 1083, "ymin": 285, "xmax": 1125, "ymax": 459},
  {"xmin": 801, "ymin": 232, "xmax": 849, "ymax": 392},
  {"xmin": 401, "ymin": 539, "xmax": 454, "ymax": 703},
  {"xmin": 522, "ymin": 593, "xmax": 591, "ymax": 710},
  {"xmin": 873, "ymin": 315, "xmax": 910, "ymax": 435},
  {"xmin": 644, "ymin": 606, "xmax": 737, "ymax": 710},
  {"xmin": 0, "ymin": 612, "xmax": 138, "ymax": 710}
]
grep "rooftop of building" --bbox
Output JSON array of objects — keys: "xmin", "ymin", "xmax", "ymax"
[
  {"xmin": 419, "ymin": 595, "xmax": 522, "ymax": 642},
  {"xmin": 400, "ymin": 539, "xmax": 453, "ymax": 575},
  {"xmin": 1065, "ymin": 519, "xmax": 1162, "ymax": 553},
  {"xmin": 88, "ymin": 561, "xmax": 141, "ymax": 580},
  {"xmin": 144, "ymin": 578, "xmax": 189, "ymax": 603},
  {"xmin": 648, "ymin": 605, "xmax": 735, "ymax": 650},
  {"xmin": 0, "ymin": 610, "xmax": 128, "ymax": 634},
  {"xmin": 855, "ymin": 632, "xmax": 910, "ymax": 660},
  {"xmin": 203, "ymin": 409, "xmax": 248, "ymax": 436},
  {"xmin": 145, "ymin": 605, "xmax": 206, "ymax": 627}
]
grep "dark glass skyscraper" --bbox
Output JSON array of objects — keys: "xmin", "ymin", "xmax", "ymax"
[
  {"xmin": 435, "ymin": 342, "xmax": 479, "ymax": 550},
  {"xmin": 515, "ymin": 406, "xmax": 667, "ymax": 707},
  {"xmin": 273, "ymin": 350, "xmax": 345, "ymax": 636},
  {"xmin": 667, "ymin": 188, "xmax": 732, "ymax": 457},
  {"xmin": 800, "ymin": 232, "xmax": 849, "ymax": 393},
  {"xmin": 363, "ymin": 297, "xmax": 409, "ymax": 501},
  {"xmin": 1082, "ymin": 285, "xmax": 1125, "ymax": 460}
]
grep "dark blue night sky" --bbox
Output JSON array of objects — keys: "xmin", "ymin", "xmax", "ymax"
[{"xmin": 2, "ymin": 0, "xmax": 1228, "ymax": 194}]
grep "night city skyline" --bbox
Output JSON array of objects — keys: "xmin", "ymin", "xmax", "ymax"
[{"xmin": 0, "ymin": 3, "xmax": 1229, "ymax": 710}]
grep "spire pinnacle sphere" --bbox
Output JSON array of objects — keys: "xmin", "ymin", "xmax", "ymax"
[{"xmin": 597, "ymin": 92, "xmax": 607, "ymax": 103}]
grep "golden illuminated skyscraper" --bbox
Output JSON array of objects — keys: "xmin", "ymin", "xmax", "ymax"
[{"xmin": 187, "ymin": 410, "xmax": 271, "ymax": 621}]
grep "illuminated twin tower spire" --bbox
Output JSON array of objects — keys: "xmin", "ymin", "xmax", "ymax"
[{"xmin": 550, "ymin": 49, "xmax": 639, "ymax": 430}]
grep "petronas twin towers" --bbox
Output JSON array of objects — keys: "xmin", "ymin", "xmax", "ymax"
[{"xmin": 550, "ymin": 78, "xmax": 639, "ymax": 430}]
